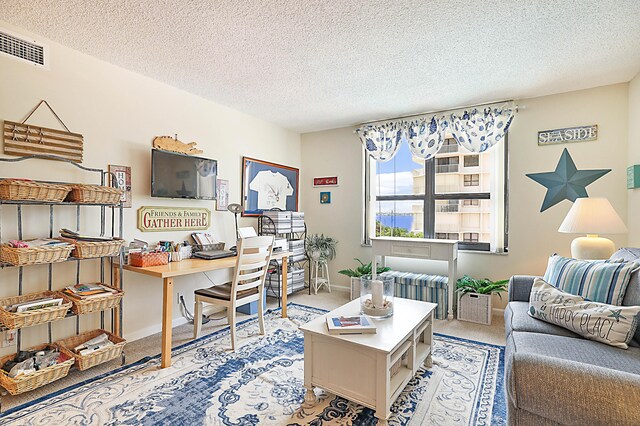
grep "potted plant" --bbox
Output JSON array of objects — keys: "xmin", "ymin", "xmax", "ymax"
[
  {"xmin": 455, "ymin": 275, "xmax": 509, "ymax": 325},
  {"xmin": 305, "ymin": 233, "xmax": 337, "ymax": 262},
  {"xmin": 339, "ymin": 258, "xmax": 392, "ymax": 300}
]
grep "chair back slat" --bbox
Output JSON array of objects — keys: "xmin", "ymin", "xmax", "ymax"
[{"xmin": 230, "ymin": 236, "xmax": 274, "ymax": 302}]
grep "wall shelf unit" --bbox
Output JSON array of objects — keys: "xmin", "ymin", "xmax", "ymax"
[{"xmin": 0, "ymin": 154, "xmax": 125, "ymax": 400}]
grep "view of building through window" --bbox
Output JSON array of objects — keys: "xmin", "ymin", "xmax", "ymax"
[{"xmin": 373, "ymin": 137, "xmax": 497, "ymax": 246}]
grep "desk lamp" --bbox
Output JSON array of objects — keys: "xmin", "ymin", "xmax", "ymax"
[
  {"xmin": 558, "ymin": 197, "xmax": 627, "ymax": 259},
  {"xmin": 227, "ymin": 203, "xmax": 243, "ymax": 239}
]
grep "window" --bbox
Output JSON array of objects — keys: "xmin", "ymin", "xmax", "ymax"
[
  {"xmin": 463, "ymin": 232, "xmax": 479, "ymax": 242},
  {"xmin": 464, "ymin": 155, "xmax": 479, "ymax": 167},
  {"xmin": 463, "ymin": 174, "xmax": 479, "ymax": 186},
  {"xmin": 364, "ymin": 134, "xmax": 508, "ymax": 252}
]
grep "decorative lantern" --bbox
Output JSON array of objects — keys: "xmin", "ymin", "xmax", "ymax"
[{"xmin": 360, "ymin": 274, "xmax": 394, "ymax": 318}]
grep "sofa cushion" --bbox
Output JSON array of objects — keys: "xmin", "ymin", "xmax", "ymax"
[
  {"xmin": 612, "ymin": 248, "xmax": 640, "ymax": 345},
  {"xmin": 505, "ymin": 302, "xmax": 581, "ymax": 339},
  {"xmin": 510, "ymin": 331, "xmax": 640, "ymax": 375},
  {"xmin": 528, "ymin": 278, "xmax": 640, "ymax": 349},
  {"xmin": 505, "ymin": 331, "xmax": 640, "ymax": 424},
  {"xmin": 543, "ymin": 254, "xmax": 638, "ymax": 306}
]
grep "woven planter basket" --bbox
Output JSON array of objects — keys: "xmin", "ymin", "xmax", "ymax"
[
  {"xmin": 0, "ymin": 291, "xmax": 72, "ymax": 330},
  {"xmin": 67, "ymin": 284, "xmax": 124, "ymax": 315},
  {"xmin": 66, "ymin": 184, "xmax": 123, "ymax": 205},
  {"xmin": 59, "ymin": 237, "xmax": 125, "ymax": 259},
  {"xmin": 129, "ymin": 252, "xmax": 169, "ymax": 267},
  {"xmin": 0, "ymin": 179, "xmax": 71, "ymax": 203},
  {"xmin": 0, "ymin": 243, "xmax": 74, "ymax": 266},
  {"xmin": 55, "ymin": 329, "xmax": 126, "ymax": 371},
  {"xmin": 0, "ymin": 344, "xmax": 74, "ymax": 395}
]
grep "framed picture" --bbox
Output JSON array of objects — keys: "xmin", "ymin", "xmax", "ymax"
[
  {"xmin": 108, "ymin": 165, "xmax": 132, "ymax": 208},
  {"xmin": 216, "ymin": 178, "xmax": 229, "ymax": 211},
  {"xmin": 320, "ymin": 191, "xmax": 331, "ymax": 204},
  {"xmin": 242, "ymin": 157, "xmax": 299, "ymax": 216}
]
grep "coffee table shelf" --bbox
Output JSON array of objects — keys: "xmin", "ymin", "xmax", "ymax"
[{"xmin": 301, "ymin": 298, "xmax": 436, "ymax": 425}]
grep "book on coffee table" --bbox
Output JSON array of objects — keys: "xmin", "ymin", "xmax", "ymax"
[{"xmin": 326, "ymin": 315, "xmax": 377, "ymax": 335}]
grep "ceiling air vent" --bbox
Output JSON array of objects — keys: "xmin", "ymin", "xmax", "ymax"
[{"xmin": 0, "ymin": 28, "xmax": 48, "ymax": 68}]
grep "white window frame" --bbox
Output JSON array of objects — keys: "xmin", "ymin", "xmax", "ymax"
[{"xmin": 363, "ymin": 134, "xmax": 509, "ymax": 252}]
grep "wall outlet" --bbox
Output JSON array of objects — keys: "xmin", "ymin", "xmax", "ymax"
[
  {"xmin": 177, "ymin": 292, "xmax": 184, "ymax": 301},
  {"xmin": 2, "ymin": 330, "xmax": 16, "ymax": 348}
]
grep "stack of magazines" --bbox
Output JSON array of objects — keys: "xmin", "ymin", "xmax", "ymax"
[
  {"xmin": 60, "ymin": 228, "xmax": 115, "ymax": 242},
  {"xmin": 63, "ymin": 283, "xmax": 117, "ymax": 300},
  {"xmin": 73, "ymin": 333, "xmax": 113, "ymax": 356},
  {"xmin": 5, "ymin": 297, "xmax": 64, "ymax": 313}
]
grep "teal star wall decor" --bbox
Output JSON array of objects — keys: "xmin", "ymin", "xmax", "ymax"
[{"xmin": 526, "ymin": 148, "xmax": 610, "ymax": 212}]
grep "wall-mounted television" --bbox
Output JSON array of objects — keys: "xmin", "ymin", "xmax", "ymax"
[{"xmin": 151, "ymin": 149, "xmax": 217, "ymax": 200}]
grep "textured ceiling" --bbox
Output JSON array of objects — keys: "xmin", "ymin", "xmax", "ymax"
[{"xmin": 1, "ymin": 1, "xmax": 640, "ymax": 132}]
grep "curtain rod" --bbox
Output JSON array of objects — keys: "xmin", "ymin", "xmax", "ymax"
[{"xmin": 358, "ymin": 98, "xmax": 517, "ymax": 126}]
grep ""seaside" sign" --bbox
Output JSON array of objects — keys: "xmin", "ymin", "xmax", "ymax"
[
  {"xmin": 137, "ymin": 206, "xmax": 211, "ymax": 232},
  {"xmin": 538, "ymin": 124, "xmax": 598, "ymax": 145}
]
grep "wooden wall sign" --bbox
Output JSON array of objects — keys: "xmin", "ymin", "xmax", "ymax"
[
  {"xmin": 313, "ymin": 176, "xmax": 339, "ymax": 187},
  {"xmin": 137, "ymin": 206, "xmax": 211, "ymax": 232},
  {"xmin": 3, "ymin": 100, "xmax": 84, "ymax": 162},
  {"xmin": 538, "ymin": 124, "xmax": 597, "ymax": 146}
]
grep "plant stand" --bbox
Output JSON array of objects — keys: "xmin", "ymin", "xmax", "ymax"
[
  {"xmin": 310, "ymin": 259, "xmax": 331, "ymax": 294},
  {"xmin": 457, "ymin": 293, "xmax": 492, "ymax": 325}
]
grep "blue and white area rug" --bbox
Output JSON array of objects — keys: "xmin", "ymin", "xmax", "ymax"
[{"xmin": 0, "ymin": 304, "xmax": 505, "ymax": 425}]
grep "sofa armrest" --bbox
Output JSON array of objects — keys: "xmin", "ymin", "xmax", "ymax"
[
  {"xmin": 507, "ymin": 352, "xmax": 640, "ymax": 425},
  {"xmin": 508, "ymin": 275, "xmax": 537, "ymax": 302}
]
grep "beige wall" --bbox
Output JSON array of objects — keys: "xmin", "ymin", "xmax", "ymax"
[
  {"xmin": 628, "ymin": 72, "xmax": 640, "ymax": 246},
  {"xmin": 301, "ymin": 84, "xmax": 629, "ymax": 309},
  {"xmin": 0, "ymin": 22, "xmax": 300, "ymax": 354}
]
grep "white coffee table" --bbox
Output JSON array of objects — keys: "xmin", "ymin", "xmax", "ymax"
[{"xmin": 300, "ymin": 298, "xmax": 436, "ymax": 425}]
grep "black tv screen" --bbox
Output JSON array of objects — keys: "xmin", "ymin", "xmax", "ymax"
[{"xmin": 151, "ymin": 149, "xmax": 217, "ymax": 200}]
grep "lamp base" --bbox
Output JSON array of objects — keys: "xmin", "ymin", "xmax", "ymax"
[{"xmin": 570, "ymin": 235, "xmax": 615, "ymax": 260}]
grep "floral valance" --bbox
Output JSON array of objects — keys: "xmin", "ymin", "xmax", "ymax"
[{"xmin": 357, "ymin": 105, "xmax": 515, "ymax": 162}]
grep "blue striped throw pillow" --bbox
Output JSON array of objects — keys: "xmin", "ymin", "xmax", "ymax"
[{"xmin": 543, "ymin": 255, "xmax": 639, "ymax": 305}]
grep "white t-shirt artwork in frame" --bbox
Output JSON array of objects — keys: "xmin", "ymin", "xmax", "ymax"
[{"xmin": 249, "ymin": 170, "xmax": 294, "ymax": 210}]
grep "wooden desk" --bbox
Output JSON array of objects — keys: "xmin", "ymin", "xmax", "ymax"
[
  {"xmin": 371, "ymin": 237, "xmax": 458, "ymax": 320},
  {"xmin": 115, "ymin": 251, "xmax": 291, "ymax": 368}
]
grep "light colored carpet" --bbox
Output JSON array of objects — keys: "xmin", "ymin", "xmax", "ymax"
[{"xmin": 1, "ymin": 288, "xmax": 506, "ymax": 411}]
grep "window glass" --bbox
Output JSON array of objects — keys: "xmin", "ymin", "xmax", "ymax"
[
  {"xmin": 375, "ymin": 142, "xmax": 425, "ymax": 196},
  {"xmin": 464, "ymin": 155, "xmax": 479, "ymax": 167},
  {"xmin": 375, "ymin": 200, "xmax": 424, "ymax": 238}
]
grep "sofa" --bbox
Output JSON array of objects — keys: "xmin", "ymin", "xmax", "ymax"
[{"xmin": 504, "ymin": 248, "xmax": 640, "ymax": 425}]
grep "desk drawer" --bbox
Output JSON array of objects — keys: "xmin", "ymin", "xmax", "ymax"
[{"xmin": 391, "ymin": 244, "xmax": 431, "ymax": 258}]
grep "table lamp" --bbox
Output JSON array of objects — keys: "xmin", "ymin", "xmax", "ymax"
[
  {"xmin": 227, "ymin": 203, "xmax": 243, "ymax": 239},
  {"xmin": 558, "ymin": 197, "xmax": 627, "ymax": 259}
]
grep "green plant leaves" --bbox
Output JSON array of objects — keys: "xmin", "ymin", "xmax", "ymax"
[
  {"xmin": 338, "ymin": 258, "xmax": 391, "ymax": 277},
  {"xmin": 455, "ymin": 275, "xmax": 508, "ymax": 295}
]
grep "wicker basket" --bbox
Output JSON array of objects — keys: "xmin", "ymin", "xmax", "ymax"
[
  {"xmin": 129, "ymin": 252, "xmax": 169, "ymax": 267},
  {"xmin": 0, "ymin": 243, "xmax": 74, "ymax": 266},
  {"xmin": 59, "ymin": 237, "xmax": 125, "ymax": 259},
  {"xmin": 0, "ymin": 291, "xmax": 72, "ymax": 330},
  {"xmin": 0, "ymin": 344, "xmax": 74, "ymax": 395},
  {"xmin": 66, "ymin": 184, "xmax": 123, "ymax": 205},
  {"xmin": 66, "ymin": 284, "xmax": 124, "ymax": 315},
  {"xmin": 0, "ymin": 179, "xmax": 71, "ymax": 203},
  {"xmin": 55, "ymin": 329, "xmax": 126, "ymax": 371}
]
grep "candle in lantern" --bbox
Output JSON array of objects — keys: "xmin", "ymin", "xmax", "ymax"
[{"xmin": 371, "ymin": 279, "xmax": 384, "ymax": 308}]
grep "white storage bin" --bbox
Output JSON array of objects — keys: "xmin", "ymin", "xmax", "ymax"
[{"xmin": 457, "ymin": 292, "xmax": 492, "ymax": 325}]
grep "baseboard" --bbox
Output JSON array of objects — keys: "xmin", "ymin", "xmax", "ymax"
[
  {"xmin": 124, "ymin": 305, "xmax": 223, "ymax": 342},
  {"xmin": 492, "ymin": 308, "xmax": 505, "ymax": 316},
  {"xmin": 125, "ymin": 316, "xmax": 190, "ymax": 342},
  {"xmin": 329, "ymin": 285, "xmax": 350, "ymax": 292}
]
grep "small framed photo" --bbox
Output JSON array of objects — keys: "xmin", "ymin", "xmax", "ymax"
[
  {"xmin": 216, "ymin": 178, "xmax": 229, "ymax": 211},
  {"xmin": 108, "ymin": 165, "xmax": 132, "ymax": 208},
  {"xmin": 320, "ymin": 191, "xmax": 331, "ymax": 204}
]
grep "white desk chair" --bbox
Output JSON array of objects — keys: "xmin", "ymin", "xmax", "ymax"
[
  {"xmin": 193, "ymin": 235, "xmax": 274, "ymax": 350},
  {"xmin": 310, "ymin": 258, "xmax": 331, "ymax": 294}
]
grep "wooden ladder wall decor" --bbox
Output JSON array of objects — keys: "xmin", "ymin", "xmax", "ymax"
[{"xmin": 3, "ymin": 100, "xmax": 84, "ymax": 163}]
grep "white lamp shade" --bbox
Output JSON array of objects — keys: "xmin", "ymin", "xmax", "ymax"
[{"xmin": 558, "ymin": 197, "xmax": 627, "ymax": 234}]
